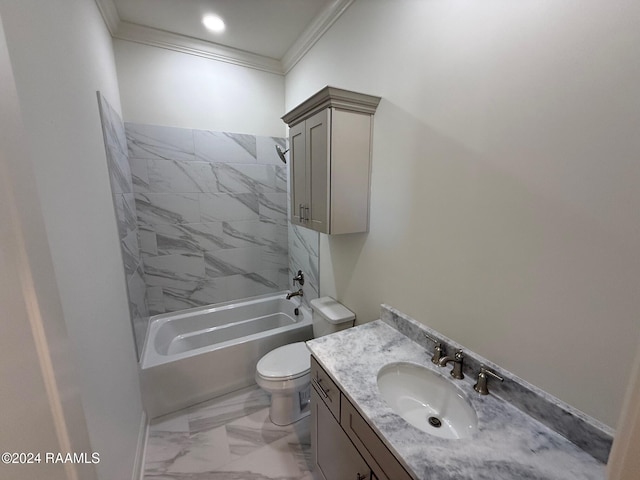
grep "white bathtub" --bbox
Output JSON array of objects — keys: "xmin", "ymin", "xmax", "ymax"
[{"xmin": 140, "ymin": 292, "xmax": 313, "ymax": 418}]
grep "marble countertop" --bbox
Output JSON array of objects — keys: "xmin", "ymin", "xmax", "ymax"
[{"xmin": 306, "ymin": 320, "xmax": 607, "ymax": 480}]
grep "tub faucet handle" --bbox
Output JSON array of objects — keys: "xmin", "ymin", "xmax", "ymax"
[{"xmin": 292, "ymin": 270, "xmax": 305, "ymax": 286}]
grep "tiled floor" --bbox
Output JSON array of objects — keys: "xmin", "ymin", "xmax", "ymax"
[{"xmin": 143, "ymin": 386, "xmax": 313, "ymax": 479}]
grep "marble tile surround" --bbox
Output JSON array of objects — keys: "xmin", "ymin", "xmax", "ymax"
[
  {"xmin": 288, "ymin": 222, "xmax": 319, "ymax": 309},
  {"xmin": 380, "ymin": 304, "xmax": 614, "ymax": 464},
  {"xmin": 126, "ymin": 123, "xmax": 298, "ymax": 314},
  {"xmin": 285, "ymin": 147, "xmax": 319, "ymax": 308},
  {"xmin": 97, "ymin": 110, "xmax": 320, "ymax": 351},
  {"xmin": 143, "ymin": 386, "xmax": 312, "ymax": 479},
  {"xmin": 97, "ymin": 93, "xmax": 149, "ymax": 358}
]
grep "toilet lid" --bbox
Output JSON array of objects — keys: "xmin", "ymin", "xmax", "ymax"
[{"xmin": 257, "ymin": 342, "xmax": 310, "ymax": 380}]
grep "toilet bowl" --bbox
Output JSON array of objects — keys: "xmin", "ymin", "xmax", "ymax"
[
  {"xmin": 255, "ymin": 296, "xmax": 355, "ymax": 425},
  {"xmin": 256, "ymin": 341, "xmax": 311, "ymax": 425}
]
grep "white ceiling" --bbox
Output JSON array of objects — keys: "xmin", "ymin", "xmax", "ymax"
[
  {"xmin": 112, "ymin": 0, "xmax": 333, "ymax": 60},
  {"xmin": 96, "ymin": 0, "xmax": 353, "ymax": 73}
]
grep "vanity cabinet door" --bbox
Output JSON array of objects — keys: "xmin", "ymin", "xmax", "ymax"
[
  {"xmin": 341, "ymin": 394, "xmax": 414, "ymax": 480},
  {"xmin": 311, "ymin": 385, "xmax": 371, "ymax": 480}
]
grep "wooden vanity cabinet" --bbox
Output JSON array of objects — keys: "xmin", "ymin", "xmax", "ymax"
[
  {"xmin": 310, "ymin": 356, "xmax": 414, "ymax": 480},
  {"xmin": 311, "ymin": 386, "xmax": 371, "ymax": 480},
  {"xmin": 340, "ymin": 395, "xmax": 413, "ymax": 480},
  {"xmin": 283, "ymin": 86, "xmax": 381, "ymax": 235}
]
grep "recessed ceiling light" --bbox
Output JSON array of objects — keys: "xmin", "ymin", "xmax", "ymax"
[{"xmin": 202, "ymin": 14, "xmax": 225, "ymax": 33}]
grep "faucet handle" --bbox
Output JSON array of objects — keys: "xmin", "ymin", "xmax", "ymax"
[
  {"xmin": 292, "ymin": 270, "xmax": 305, "ymax": 286},
  {"xmin": 450, "ymin": 349, "xmax": 465, "ymax": 379},
  {"xmin": 424, "ymin": 333, "xmax": 446, "ymax": 364},
  {"xmin": 474, "ymin": 365, "xmax": 504, "ymax": 395}
]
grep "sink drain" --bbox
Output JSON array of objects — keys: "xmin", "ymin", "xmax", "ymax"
[{"xmin": 428, "ymin": 416, "xmax": 442, "ymax": 428}]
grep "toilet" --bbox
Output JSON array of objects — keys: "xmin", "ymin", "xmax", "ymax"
[{"xmin": 255, "ymin": 296, "xmax": 355, "ymax": 425}]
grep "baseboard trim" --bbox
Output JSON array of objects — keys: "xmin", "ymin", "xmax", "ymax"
[{"xmin": 132, "ymin": 410, "xmax": 148, "ymax": 480}]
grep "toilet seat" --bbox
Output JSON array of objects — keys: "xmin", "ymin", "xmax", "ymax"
[{"xmin": 256, "ymin": 342, "xmax": 310, "ymax": 381}]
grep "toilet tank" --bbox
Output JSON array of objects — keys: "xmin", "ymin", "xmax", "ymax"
[{"xmin": 310, "ymin": 297, "xmax": 356, "ymax": 337}]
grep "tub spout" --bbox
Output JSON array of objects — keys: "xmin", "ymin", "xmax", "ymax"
[{"xmin": 286, "ymin": 289, "xmax": 304, "ymax": 300}]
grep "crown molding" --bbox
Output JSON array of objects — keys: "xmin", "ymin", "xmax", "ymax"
[
  {"xmin": 94, "ymin": 0, "xmax": 352, "ymax": 76},
  {"xmin": 281, "ymin": 0, "xmax": 354, "ymax": 74},
  {"xmin": 113, "ymin": 22, "xmax": 284, "ymax": 75},
  {"xmin": 282, "ymin": 86, "xmax": 381, "ymax": 125},
  {"xmin": 94, "ymin": 0, "xmax": 121, "ymax": 35}
]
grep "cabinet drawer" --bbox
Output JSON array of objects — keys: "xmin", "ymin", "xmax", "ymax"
[
  {"xmin": 341, "ymin": 394, "xmax": 414, "ymax": 480},
  {"xmin": 310, "ymin": 356, "xmax": 340, "ymax": 421}
]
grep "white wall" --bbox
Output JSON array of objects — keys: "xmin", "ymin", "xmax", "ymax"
[
  {"xmin": 114, "ymin": 39, "xmax": 286, "ymax": 137},
  {"xmin": 286, "ymin": 0, "xmax": 640, "ymax": 428},
  {"xmin": 0, "ymin": 1, "xmax": 144, "ymax": 478},
  {"xmin": 0, "ymin": 13, "xmax": 97, "ymax": 479}
]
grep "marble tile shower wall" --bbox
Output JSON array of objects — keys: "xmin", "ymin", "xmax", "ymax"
[
  {"xmin": 125, "ymin": 123, "xmax": 292, "ymax": 314},
  {"xmin": 288, "ymin": 222, "xmax": 319, "ymax": 307},
  {"xmin": 97, "ymin": 93, "xmax": 149, "ymax": 357},
  {"xmin": 284, "ymin": 144, "xmax": 319, "ymax": 308}
]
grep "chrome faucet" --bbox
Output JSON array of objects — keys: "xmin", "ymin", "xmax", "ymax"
[
  {"xmin": 438, "ymin": 349, "xmax": 465, "ymax": 379},
  {"xmin": 423, "ymin": 333, "xmax": 446, "ymax": 365},
  {"xmin": 473, "ymin": 365, "xmax": 504, "ymax": 395},
  {"xmin": 286, "ymin": 289, "xmax": 304, "ymax": 300}
]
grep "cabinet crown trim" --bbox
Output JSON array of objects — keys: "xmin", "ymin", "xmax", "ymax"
[{"xmin": 283, "ymin": 86, "xmax": 381, "ymax": 126}]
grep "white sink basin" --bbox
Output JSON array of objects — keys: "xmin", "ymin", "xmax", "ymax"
[{"xmin": 377, "ymin": 362, "xmax": 478, "ymax": 439}]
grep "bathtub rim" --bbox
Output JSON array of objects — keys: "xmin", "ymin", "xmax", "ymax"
[{"xmin": 140, "ymin": 291, "xmax": 310, "ymax": 370}]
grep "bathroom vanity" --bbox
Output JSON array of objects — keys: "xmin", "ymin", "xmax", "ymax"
[
  {"xmin": 306, "ymin": 305, "xmax": 613, "ymax": 480},
  {"xmin": 282, "ymin": 87, "xmax": 380, "ymax": 234},
  {"xmin": 311, "ymin": 356, "xmax": 413, "ymax": 480}
]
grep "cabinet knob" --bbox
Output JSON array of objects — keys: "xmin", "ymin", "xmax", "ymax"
[{"xmin": 356, "ymin": 473, "xmax": 369, "ymax": 480}]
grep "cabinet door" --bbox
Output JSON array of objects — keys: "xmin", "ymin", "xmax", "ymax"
[
  {"xmin": 340, "ymin": 394, "xmax": 414, "ymax": 480},
  {"xmin": 306, "ymin": 109, "xmax": 330, "ymax": 233},
  {"xmin": 311, "ymin": 385, "xmax": 371, "ymax": 480},
  {"xmin": 290, "ymin": 120, "xmax": 306, "ymax": 226}
]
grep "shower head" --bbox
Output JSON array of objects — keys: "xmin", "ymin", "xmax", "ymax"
[{"xmin": 275, "ymin": 145, "xmax": 289, "ymax": 164}]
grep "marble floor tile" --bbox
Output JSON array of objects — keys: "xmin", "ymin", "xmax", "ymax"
[
  {"xmin": 224, "ymin": 408, "xmax": 295, "ymax": 459},
  {"xmin": 144, "ymin": 431, "xmax": 190, "ymax": 476},
  {"xmin": 150, "ymin": 411, "xmax": 190, "ymax": 434},
  {"xmin": 143, "ymin": 386, "xmax": 312, "ymax": 480},
  {"xmin": 187, "ymin": 386, "xmax": 271, "ymax": 434},
  {"xmin": 211, "ymin": 433, "xmax": 308, "ymax": 479},
  {"xmin": 167, "ymin": 426, "xmax": 233, "ymax": 474}
]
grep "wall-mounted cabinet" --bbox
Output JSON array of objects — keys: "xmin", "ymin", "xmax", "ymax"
[{"xmin": 283, "ymin": 87, "xmax": 381, "ymax": 235}]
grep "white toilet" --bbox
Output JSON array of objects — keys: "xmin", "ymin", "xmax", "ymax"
[{"xmin": 255, "ymin": 296, "xmax": 355, "ymax": 425}]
